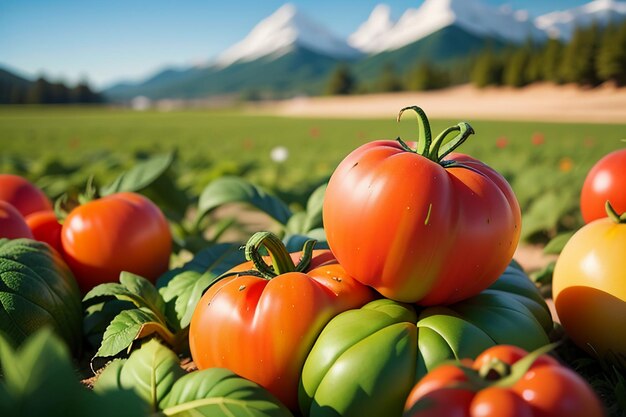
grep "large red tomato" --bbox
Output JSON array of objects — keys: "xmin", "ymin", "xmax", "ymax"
[
  {"xmin": 0, "ymin": 174, "xmax": 53, "ymax": 217},
  {"xmin": 323, "ymin": 107, "xmax": 521, "ymax": 304},
  {"xmin": 189, "ymin": 232, "xmax": 375, "ymax": 411},
  {"xmin": 404, "ymin": 345, "xmax": 605, "ymax": 417},
  {"xmin": 0, "ymin": 201, "xmax": 34, "ymax": 239},
  {"xmin": 581, "ymin": 148, "xmax": 626, "ymax": 223},
  {"xmin": 61, "ymin": 192, "xmax": 171, "ymax": 293}
]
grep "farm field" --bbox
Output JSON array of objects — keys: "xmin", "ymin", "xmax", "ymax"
[
  {"xmin": 1, "ymin": 104, "xmax": 625, "ymax": 416},
  {"xmin": 1, "ymin": 105, "xmax": 625, "ymax": 244}
]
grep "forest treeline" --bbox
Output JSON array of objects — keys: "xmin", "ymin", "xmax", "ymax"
[
  {"xmin": 327, "ymin": 20, "xmax": 626, "ymax": 95},
  {"xmin": 0, "ymin": 75, "xmax": 103, "ymax": 104}
]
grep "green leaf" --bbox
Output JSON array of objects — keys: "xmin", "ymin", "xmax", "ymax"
[
  {"xmin": 160, "ymin": 271, "xmax": 218, "ymax": 329},
  {"xmin": 83, "ymin": 299, "xmax": 135, "ymax": 349},
  {"xmin": 100, "ymin": 152, "xmax": 175, "ymax": 196},
  {"xmin": 0, "ymin": 328, "xmax": 147, "ymax": 417},
  {"xmin": 543, "ymin": 231, "xmax": 575, "ymax": 254},
  {"xmin": 283, "ymin": 229, "xmax": 328, "ymax": 253},
  {"xmin": 197, "ymin": 176, "xmax": 292, "ymax": 225},
  {"xmin": 530, "ymin": 261, "xmax": 556, "ymax": 285},
  {"xmin": 94, "ymin": 339, "xmax": 186, "ymax": 411},
  {"xmin": 284, "ymin": 184, "xmax": 326, "ymax": 235},
  {"xmin": 160, "ymin": 368, "xmax": 293, "ymax": 417},
  {"xmin": 97, "ymin": 307, "xmax": 175, "ymax": 358},
  {"xmin": 83, "ymin": 272, "xmax": 167, "ymax": 323},
  {"xmin": 157, "ymin": 242, "xmax": 245, "ymax": 288}
]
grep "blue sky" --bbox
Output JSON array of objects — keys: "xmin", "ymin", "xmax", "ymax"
[{"xmin": 0, "ymin": 0, "xmax": 589, "ymax": 89}]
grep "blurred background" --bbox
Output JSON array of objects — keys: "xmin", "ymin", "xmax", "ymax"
[{"xmin": 1, "ymin": 0, "xmax": 626, "ymax": 250}]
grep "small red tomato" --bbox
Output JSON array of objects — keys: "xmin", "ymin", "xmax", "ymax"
[
  {"xmin": 0, "ymin": 201, "xmax": 34, "ymax": 239},
  {"xmin": 580, "ymin": 148, "xmax": 626, "ymax": 223},
  {"xmin": 25, "ymin": 210, "xmax": 63, "ymax": 254},
  {"xmin": 404, "ymin": 345, "xmax": 605, "ymax": 417},
  {"xmin": 61, "ymin": 192, "xmax": 171, "ymax": 293},
  {"xmin": 0, "ymin": 174, "xmax": 53, "ymax": 217}
]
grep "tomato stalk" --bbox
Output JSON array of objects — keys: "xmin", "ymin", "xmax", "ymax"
[
  {"xmin": 245, "ymin": 231, "xmax": 316, "ymax": 279},
  {"xmin": 455, "ymin": 342, "xmax": 559, "ymax": 392},
  {"xmin": 396, "ymin": 106, "xmax": 475, "ymax": 165},
  {"xmin": 605, "ymin": 200, "xmax": 626, "ymax": 224}
]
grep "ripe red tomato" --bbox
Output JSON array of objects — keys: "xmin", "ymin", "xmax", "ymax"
[
  {"xmin": 323, "ymin": 107, "xmax": 521, "ymax": 304},
  {"xmin": 25, "ymin": 210, "xmax": 63, "ymax": 254},
  {"xmin": 553, "ymin": 202, "xmax": 626, "ymax": 359},
  {"xmin": 580, "ymin": 148, "xmax": 626, "ymax": 223},
  {"xmin": 0, "ymin": 174, "xmax": 53, "ymax": 217},
  {"xmin": 0, "ymin": 201, "xmax": 34, "ymax": 239},
  {"xmin": 404, "ymin": 345, "xmax": 605, "ymax": 417},
  {"xmin": 189, "ymin": 232, "xmax": 374, "ymax": 411},
  {"xmin": 61, "ymin": 192, "xmax": 171, "ymax": 293}
]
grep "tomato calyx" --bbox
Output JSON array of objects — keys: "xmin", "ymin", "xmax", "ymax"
[
  {"xmin": 396, "ymin": 105, "xmax": 475, "ymax": 165},
  {"xmin": 241, "ymin": 231, "xmax": 316, "ymax": 279},
  {"xmin": 605, "ymin": 200, "xmax": 626, "ymax": 224},
  {"xmin": 453, "ymin": 342, "xmax": 559, "ymax": 392}
]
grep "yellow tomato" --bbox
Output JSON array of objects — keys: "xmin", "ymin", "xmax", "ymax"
[{"xmin": 553, "ymin": 203, "xmax": 626, "ymax": 359}]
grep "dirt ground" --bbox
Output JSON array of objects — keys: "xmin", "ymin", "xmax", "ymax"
[{"xmin": 257, "ymin": 83, "xmax": 626, "ymax": 124}]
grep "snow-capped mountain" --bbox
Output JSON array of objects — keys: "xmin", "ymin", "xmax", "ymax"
[
  {"xmin": 348, "ymin": 4, "xmax": 396, "ymax": 53},
  {"xmin": 352, "ymin": 0, "xmax": 545, "ymax": 54},
  {"xmin": 216, "ymin": 3, "xmax": 361, "ymax": 67},
  {"xmin": 535, "ymin": 0, "xmax": 626, "ymax": 39}
]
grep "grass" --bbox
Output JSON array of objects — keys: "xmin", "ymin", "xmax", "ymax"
[{"xmin": 1, "ymin": 105, "xmax": 625, "ymax": 240}]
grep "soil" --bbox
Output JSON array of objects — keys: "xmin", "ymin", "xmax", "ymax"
[{"xmin": 254, "ymin": 83, "xmax": 626, "ymax": 124}]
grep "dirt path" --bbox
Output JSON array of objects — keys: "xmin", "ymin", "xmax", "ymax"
[{"xmin": 257, "ymin": 83, "xmax": 626, "ymax": 124}]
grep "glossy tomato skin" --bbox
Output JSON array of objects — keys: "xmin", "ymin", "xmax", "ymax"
[
  {"xmin": 61, "ymin": 192, "xmax": 171, "ymax": 293},
  {"xmin": 25, "ymin": 210, "xmax": 63, "ymax": 254},
  {"xmin": 324, "ymin": 140, "xmax": 521, "ymax": 305},
  {"xmin": 581, "ymin": 149, "xmax": 626, "ymax": 223},
  {"xmin": 552, "ymin": 217, "xmax": 626, "ymax": 358},
  {"xmin": 189, "ymin": 249, "xmax": 375, "ymax": 411},
  {"xmin": 0, "ymin": 201, "xmax": 34, "ymax": 239},
  {"xmin": 404, "ymin": 345, "xmax": 605, "ymax": 417},
  {"xmin": 0, "ymin": 174, "xmax": 52, "ymax": 217}
]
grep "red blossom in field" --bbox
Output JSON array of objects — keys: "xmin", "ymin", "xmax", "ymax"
[
  {"xmin": 69, "ymin": 137, "xmax": 80, "ymax": 149},
  {"xmin": 559, "ymin": 157, "xmax": 574, "ymax": 172},
  {"xmin": 531, "ymin": 132, "xmax": 545, "ymax": 146},
  {"xmin": 242, "ymin": 138, "xmax": 255, "ymax": 150},
  {"xmin": 496, "ymin": 136, "xmax": 508, "ymax": 149},
  {"xmin": 309, "ymin": 127, "xmax": 320, "ymax": 138},
  {"xmin": 584, "ymin": 137, "xmax": 596, "ymax": 148},
  {"xmin": 357, "ymin": 131, "xmax": 367, "ymax": 140}
]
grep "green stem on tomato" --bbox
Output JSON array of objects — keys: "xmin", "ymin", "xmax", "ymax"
[
  {"xmin": 605, "ymin": 200, "xmax": 626, "ymax": 224},
  {"xmin": 244, "ymin": 231, "xmax": 316, "ymax": 279},
  {"xmin": 396, "ymin": 106, "xmax": 475, "ymax": 164}
]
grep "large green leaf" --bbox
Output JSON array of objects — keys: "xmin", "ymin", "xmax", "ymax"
[
  {"xmin": 0, "ymin": 328, "xmax": 146, "ymax": 417},
  {"xmin": 159, "ymin": 270, "xmax": 219, "ymax": 330},
  {"xmin": 97, "ymin": 307, "xmax": 174, "ymax": 358},
  {"xmin": 543, "ymin": 231, "xmax": 576, "ymax": 255},
  {"xmin": 100, "ymin": 152, "xmax": 175, "ymax": 196},
  {"xmin": 197, "ymin": 176, "xmax": 292, "ymax": 225},
  {"xmin": 159, "ymin": 368, "xmax": 293, "ymax": 417},
  {"xmin": 284, "ymin": 184, "xmax": 326, "ymax": 235},
  {"xmin": 83, "ymin": 299, "xmax": 135, "ymax": 349},
  {"xmin": 83, "ymin": 272, "xmax": 167, "ymax": 324},
  {"xmin": 95, "ymin": 339, "xmax": 186, "ymax": 411},
  {"xmin": 157, "ymin": 242, "xmax": 245, "ymax": 288}
]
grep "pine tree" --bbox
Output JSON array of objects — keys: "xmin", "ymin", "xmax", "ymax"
[
  {"xmin": 560, "ymin": 24, "xmax": 601, "ymax": 85},
  {"xmin": 406, "ymin": 62, "xmax": 449, "ymax": 91},
  {"xmin": 471, "ymin": 50, "xmax": 503, "ymax": 88},
  {"xmin": 503, "ymin": 48, "xmax": 531, "ymax": 87},
  {"xmin": 26, "ymin": 77, "xmax": 52, "ymax": 104},
  {"xmin": 325, "ymin": 64, "xmax": 355, "ymax": 95},
  {"xmin": 376, "ymin": 63, "xmax": 403, "ymax": 92},
  {"xmin": 596, "ymin": 20, "xmax": 626, "ymax": 85},
  {"xmin": 541, "ymin": 38, "xmax": 564, "ymax": 83}
]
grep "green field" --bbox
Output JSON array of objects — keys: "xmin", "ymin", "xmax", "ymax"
[{"xmin": 1, "ymin": 105, "xmax": 625, "ymax": 241}]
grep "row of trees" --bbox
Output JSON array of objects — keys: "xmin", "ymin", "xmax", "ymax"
[
  {"xmin": 326, "ymin": 19, "xmax": 626, "ymax": 95},
  {"xmin": 0, "ymin": 76, "xmax": 103, "ymax": 104}
]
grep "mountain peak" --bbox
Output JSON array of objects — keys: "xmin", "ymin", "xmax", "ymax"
[
  {"xmin": 535, "ymin": 0, "xmax": 626, "ymax": 39},
  {"xmin": 216, "ymin": 4, "xmax": 360, "ymax": 67},
  {"xmin": 348, "ymin": 4, "xmax": 396, "ymax": 53}
]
